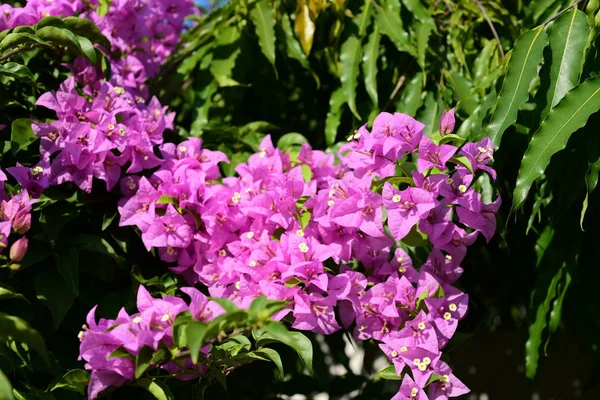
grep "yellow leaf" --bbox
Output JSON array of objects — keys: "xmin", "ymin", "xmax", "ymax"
[{"xmin": 295, "ymin": 0, "xmax": 316, "ymax": 55}]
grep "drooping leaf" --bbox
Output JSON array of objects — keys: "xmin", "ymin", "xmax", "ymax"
[
  {"xmin": 10, "ymin": 118, "xmax": 37, "ymax": 155},
  {"xmin": 340, "ymin": 35, "xmax": 362, "ymax": 120},
  {"xmin": 55, "ymin": 247, "xmax": 79, "ymax": 296},
  {"xmin": 362, "ymin": 26, "xmax": 380, "ymax": 107},
  {"xmin": 324, "ymin": 87, "xmax": 346, "ymax": 146},
  {"xmin": 186, "ymin": 321, "xmax": 208, "ymax": 364},
  {"xmin": 210, "ymin": 25, "xmax": 241, "ymax": 79},
  {"xmin": 0, "ymin": 369, "xmax": 13, "ymax": 400},
  {"xmin": 278, "ymin": 13, "xmax": 314, "ymax": 82},
  {"xmin": 255, "ymin": 322, "xmax": 314, "ymax": 375},
  {"xmin": 487, "ymin": 27, "xmax": 549, "ymax": 147},
  {"xmin": 0, "ymin": 312, "xmax": 48, "ymax": 363},
  {"xmin": 277, "ymin": 133, "xmax": 308, "ymax": 150},
  {"xmin": 75, "ymin": 35, "xmax": 97, "ymax": 64},
  {"xmin": 136, "ymin": 378, "xmax": 175, "ymax": 400},
  {"xmin": 295, "ymin": 0, "xmax": 315, "ymax": 55},
  {"xmin": 415, "ymin": 20, "xmax": 435, "ymax": 70},
  {"xmin": 0, "ymin": 62, "xmax": 35, "ymax": 86},
  {"xmin": 252, "ymin": 348, "xmax": 284, "ymax": 377},
  {"xmin": 376, "ymin": 7, "xmax": 415, "ymax": 56},
  {"xmin": 514, "ymin": 77, "xmax": 600, "ymax": 208},
  {"xmin": 48, "ymin": 370, "xmax": 89, "ymax": 394},
  {"xmin": 250, "ymin": 0, "xmax": 277, "ymax": 73},
  {"xmin": 549, "ymin": 271, "xmax": 571, "ymax": 332},
  {"xmin": 540, "ymin": 8, "xmax": 590, "ymax": 120},
  {"xmin": 34, "ymin": 270, "xmax": 76, "ymax": 329}
]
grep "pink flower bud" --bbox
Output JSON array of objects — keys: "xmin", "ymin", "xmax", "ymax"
[
  {"xmin": 9, "ymin": 237, "xmax": 28, "ymax": 262},
  {"xmin": 12, "ymin": 212, "xmax": 31, "ymax": 234},
  {"xmin": 440, "ymin": 109, "xmax": 455, "ymax": 135}
]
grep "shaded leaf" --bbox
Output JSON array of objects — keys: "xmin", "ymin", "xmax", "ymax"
[
  {"xmin": 10, "ymin": 118, "xmax": 37, "ymax": 156},
  {"xmin": 250, "ymin": 0, "xmax": 277, "ymax": 73},
  {"xmin": 55, "ymin": 247, "xmax": 79, "ymax": 296},
  {"xmin": 0, "ymin": 62, "xmax": 35, "ymax": 86},
  {"xmin": 0, "ymin": 312, "xmax": 48, "ymax": 363},
  {"xmin": 34, "ymin": 270, "xmax": 75, "ymax": 329},
  {"xmin": 325, "ymin": 86, "xmax": 346, "ymax": 146},
  {"xmin": 514, "ymin": 77, "xmax": 600, "ymax": 208}
]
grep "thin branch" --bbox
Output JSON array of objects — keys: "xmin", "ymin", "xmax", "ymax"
[
  {"xmin": 384, "ymin": 75, "xmax": 406, "ymax": 111},
  {"xmin": 0, "ymin": 44, "xmax": 46, "ymax": 63},
  {"xmin": 473, "ymin": 0, "xmax": 505, "ymax": 59}
]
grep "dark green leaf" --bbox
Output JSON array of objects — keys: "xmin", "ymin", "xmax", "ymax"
[
  {"xmin": 34, "ymin": 270, "xmax": 75, "ymax": 329},
  {"xmin": 376, "ymin": 7, "xmax": 415, "ymax": 56},
  {"xmin": 55, "ymin": 247, "xmax": 79, "ymax": 296},
  {"xmin": 250, "ymin": 0, "xmax": 277, "ymax": 73},
  {"xmin": 324, "ymin": 86, "xmax": 346, "ymax": 146},
  {"xmin": 257, "ymin": 322, "xmax": 313, "ymax": 375},
  {"xmin": 514, "ymin": 77, "xmax": 600, "ymax": 208},
  {"xmin": 487, "ymin": 27, "xmax": 549, "ymax": 148},
  {"xmin": 252, "ymin": 348, "xmax": 284, "ymax": 377},
  {"xmin": 186, "ymin": 321, "xmax": 208, "ymax": 364}
]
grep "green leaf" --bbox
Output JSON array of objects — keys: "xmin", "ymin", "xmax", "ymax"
[
  {"xmin": 525, "ymin": 265, "xmax": 564, "ymax": 378},
  {"xmin": 0, "ymin": 62, "xmax": 35, "ymax": 86},
  {"xmin": 540, "ymin": 9, "xmax": 590, "ymax": 120},
  {"xmin": 209, "ymin": 25, "xmax": 241, "ymax": 79},
  {"xmin": 76, "ymin": 35, "xmax": 97, "ymax": 64},
  {"xmin": 340, "ymin": 35, "xmax": 362, "ymax": 120},
  {"xmin": 135, "ymin": 347, "xmax": 164, "ymax": 379},
  {"xmin": 253, "ymin": 348, "xmax": 284, "ymax": 377},
  {"xmin": 445, "ymin": 71, "xmax": 478, "ymax": 115},
  {"xmin": 97, "ymin": 0, "xmax": 112, "ymax": 17},
  {"xmin": 107, "ymin": 347, "xmax": 135, "ymax": 360},
  {"xmin": 35, "ymin": 26, "xmax": 82, "ymax": 55},
  {"xmin": 48, "ymin": 369, "xmax": 89, "ymax": 394},
  {"xmin": 415, "ymin": 20, "xmax": 435, "ymax": 70},
  {"xmin": 277, "ymin": 133, "xmax": 308, "ymax": 151},
  {"xmin": 396, "ymin": 72, "xmax": 424, "ymax": 116},
  {"xmin": 362, "ymin": 26, "xmax": 380, "ymax": 107},
  {"xmin": 0, "ymin": 369, "xmax": 13, "ymax": 400},
  {"xmin": 376, "ymin": 7, "xmax": 415, "ymax": 56},
  {"xmin": 250, "ymin": 0, "xmax": 277, "ymax": 74},
  {"xmin": 487, "ymin": 27, "xmax": 549, "ymax": 148},
  {"xmin": 513, "ymin": 77, "xmax": 600, "ymax": 208},
  {"xmin": 55, "ymin": 247, "xmax": 79, "ymax": 296},
  {"xmin": 186, "ymin": 321, "xmax": 208, "ymax": 364},
  {"xmin": 278, "ymin": 13, "xmax": 317, "ymax": 85},
  {"xmin": 0, "ymin": 284, "xmax": 27, "ymax": 302},
  {"xmin": 34, "ymin": 270, "xmax": 75, "ymax": 329},
  {"xmin": 0, "ymin": 32, "xmax": 48, "ymax": 51},
  {"xmin": 401, "ymin": 0, "xmax": 433, "ymax": 22},
  {"xmin": 256, "ymin": 322, "xmax": 313, "ymax": 375},
  {"xmin": 549, "ymin": 271, "xmax": 571, "ymax": 332},
  {"xmin": 375, "ymin": 365, "xmax": 401, "ymax": 380},
  {"xmin": 0, "ymin": 312, "xmax": 48, "ymax": 364},
  {"xmin": 324, "ymin": 86, "xmax": 346, "ymax": 146},
  {"xmin": 10, "ymin": 118, "xmax": 37, "ymax": 155},
  {"xmin": 136, "ymin": 378, "xmax": 175, "ymax": 400}
]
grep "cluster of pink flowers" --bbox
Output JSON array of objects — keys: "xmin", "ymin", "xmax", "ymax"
[
  {"xmin": 3, "ymin": 0, "xmax": 196, "ymax": 195},
  {"xmin": 79, "ymin": 286, "xmax": 223, "ymax": 399},
  {"xmin": 0, "ymin": 170, "xmax": 31, "ymax": 264},
  {"xmin": 113, "ymin": 110, "xmax": 500, "ymax": 399}
]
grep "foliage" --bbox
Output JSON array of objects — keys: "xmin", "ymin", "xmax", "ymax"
[{"xmin": 3, "ymin": 0, "xmax": 600, "ymax": 399}]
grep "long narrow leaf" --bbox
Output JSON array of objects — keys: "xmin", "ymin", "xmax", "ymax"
[
  {"xmin": 540, "ymin": 8, "xmax": 590, "ymax": 120},
  {"xmin": 487, "ymin": 27, "xmax": 548, "ymax": 147},
  {"xmin": 250, "ymin": 0, "xmax": 277, "ymax": 74},
  {"xmin": 513, "ymin": 77, "xmax": 600, "ymax": 208},
  {"xmin": 362, "ymin": 26, "xmax": 380, "ymax": 107},
  {"xmin": 340, "ymin": 35, "xmax": 362, "ymax": 119}
]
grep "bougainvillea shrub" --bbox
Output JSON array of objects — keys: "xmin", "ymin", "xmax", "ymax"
[{"xmin": 0, "ymin": 1, "xmax": 512, "ymax": 399}]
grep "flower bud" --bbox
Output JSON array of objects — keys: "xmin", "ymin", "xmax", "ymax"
[
  {"xmin": 9, "ymin": 237, "xmax": 28, "ymax": 262},
  {"xmin": 12, "ymin": 212, "xmax": 31, "ymax": 234},
  {"xmin": 440, "ymin": 108, "xmax": 455, "ymax": 135}
]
